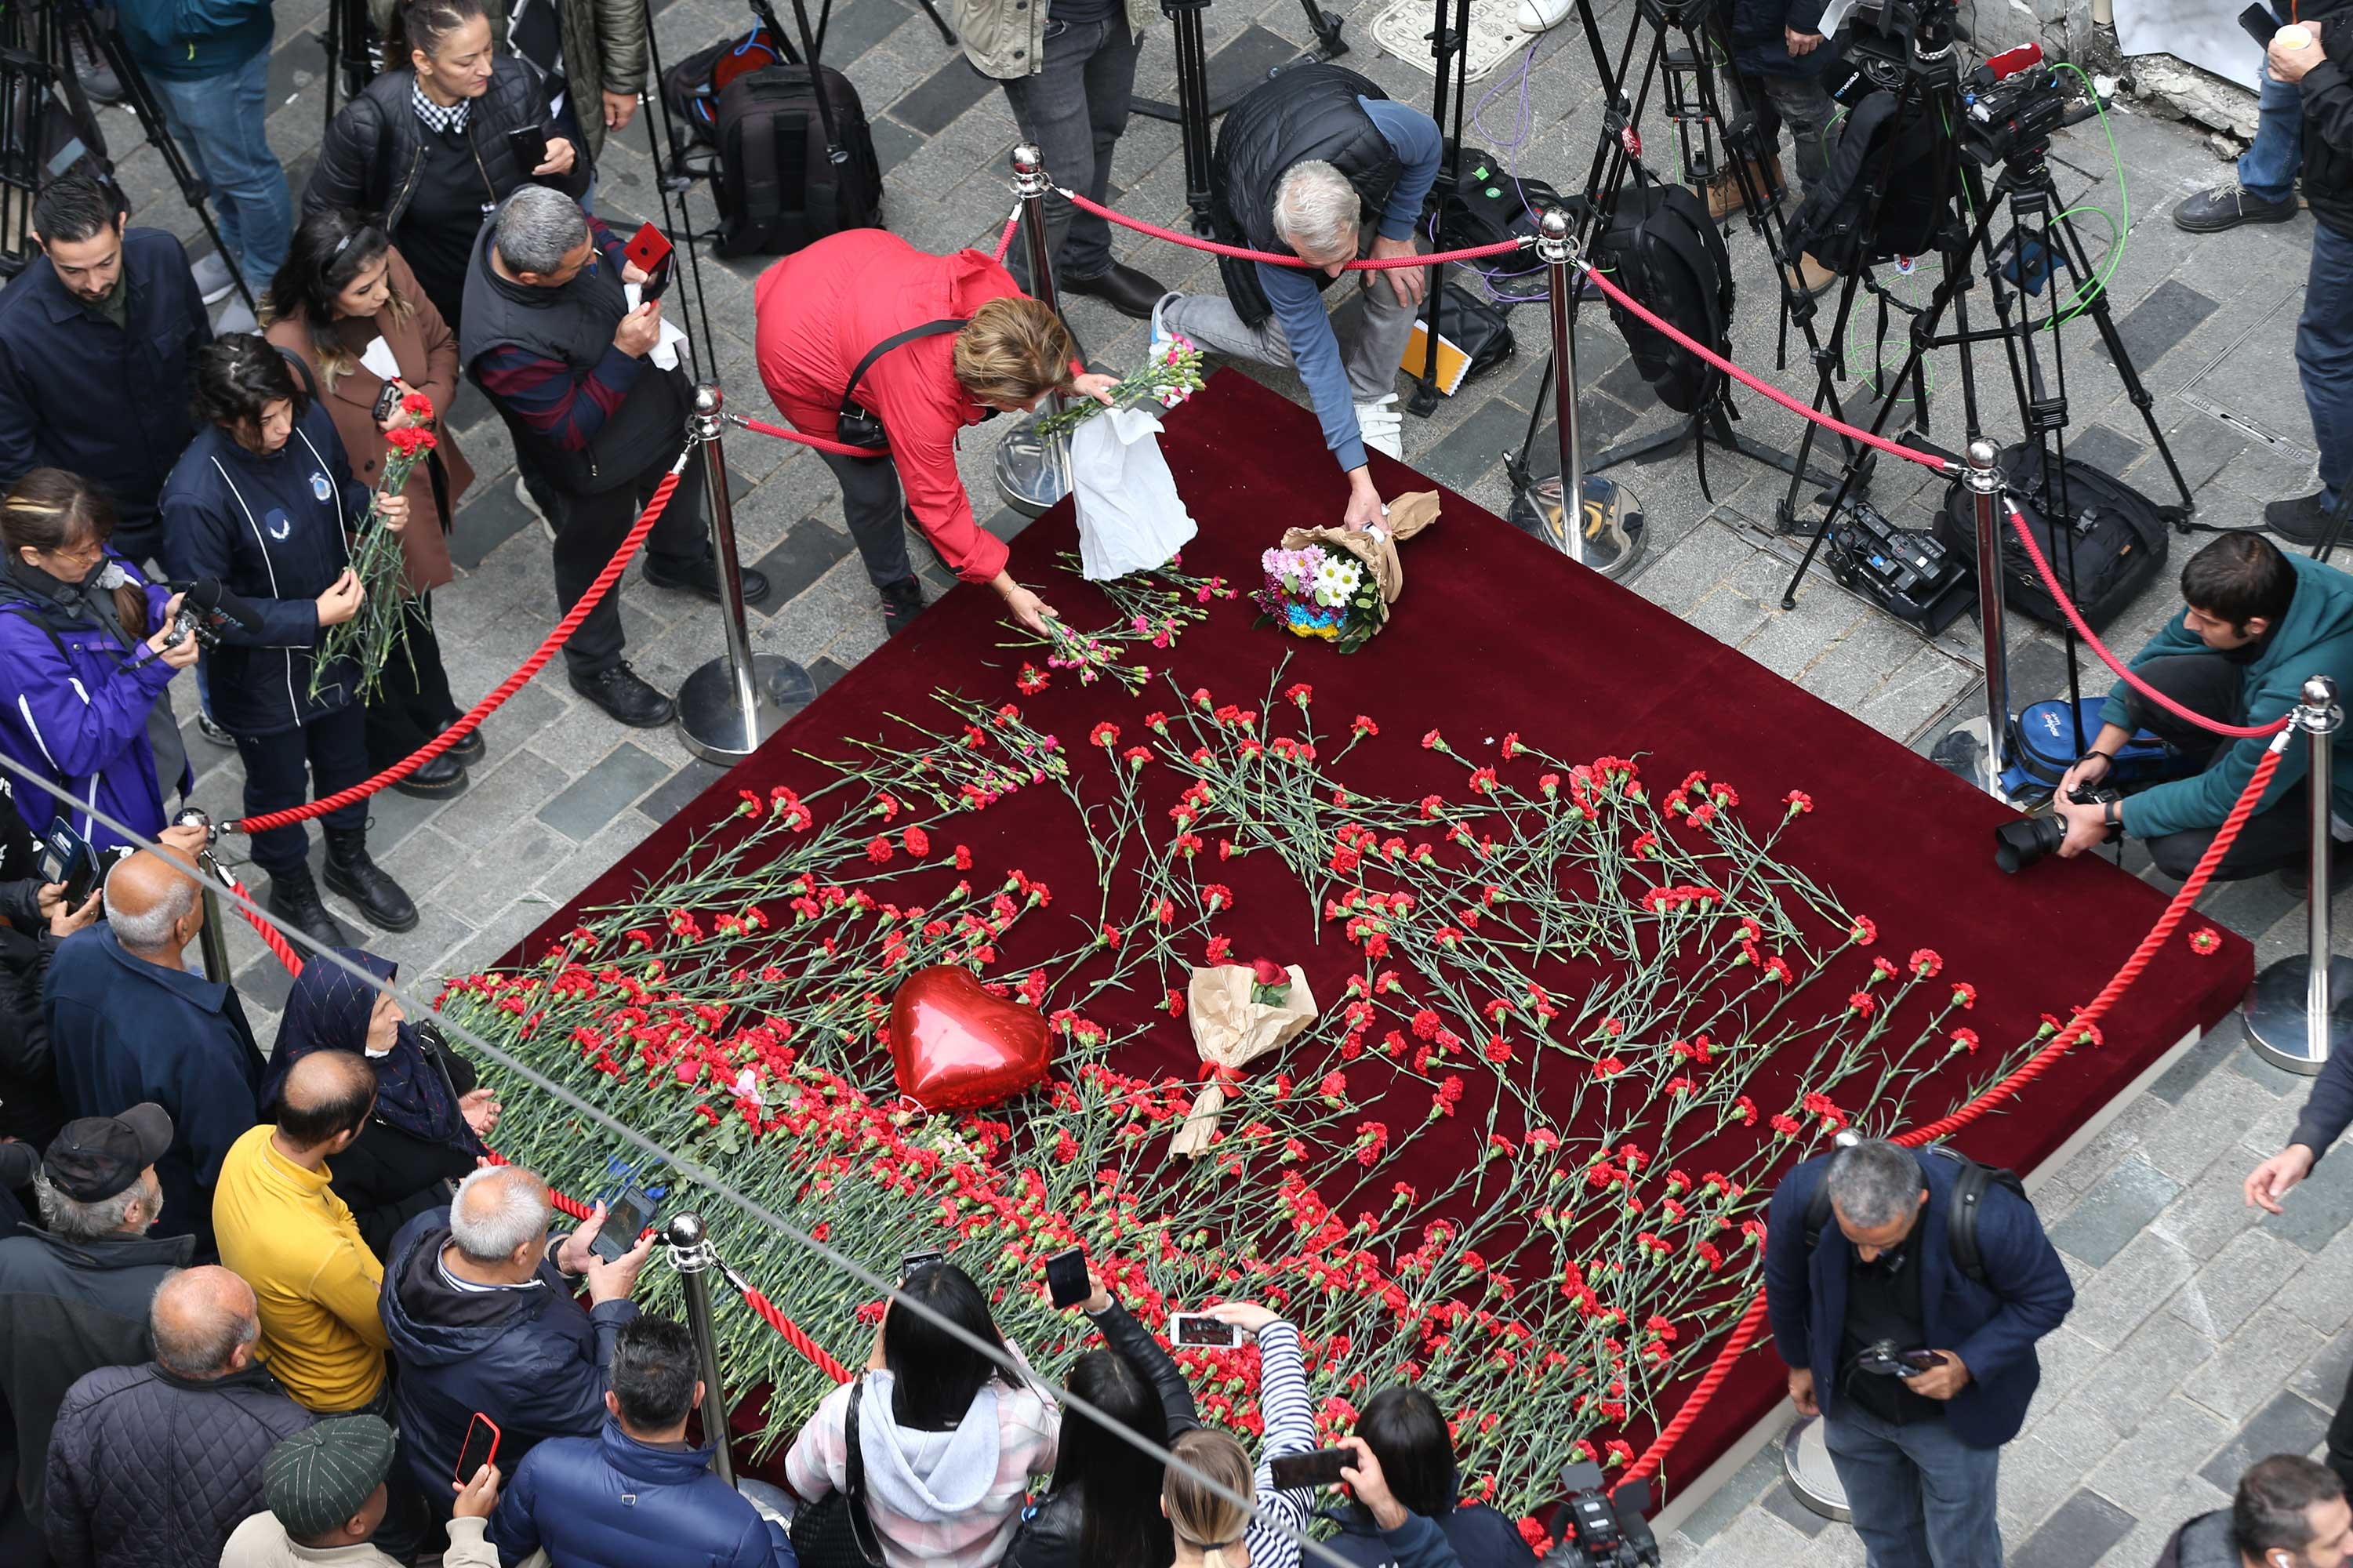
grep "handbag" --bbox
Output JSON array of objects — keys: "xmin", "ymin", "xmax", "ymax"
[
  {"xmin": 837, "ymin": 320, "xmax": 965, "ymax": 450},
  {"xmin": 789, "ymin": 1377, "xmax": 884, "ymax": 1568}
]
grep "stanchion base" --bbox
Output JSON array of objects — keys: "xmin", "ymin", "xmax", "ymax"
[
  {"xmin": 994, "ymin": 415, "xmax": 1071, "ymax": 517},
  {"xmin": 738, "ymin": 1476, "xmax": 797, "ymax": 1525},
  {"xmin": 1509, "ymin": 474, "xmax": 1646, "ymax": 581},
  {"xmin": 1782, "ymin": 1416, "xmax": 1849, "ymax": 1521},
  {"xmin": 676, "ymin": 654, "xmax": 815, "ymax": 765},
  {"xmin": 2243, "ymin": 953, "xmax": 2353, "ymax": 1075}
]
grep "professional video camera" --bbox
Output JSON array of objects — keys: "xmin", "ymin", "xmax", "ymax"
[
  {"xmin": 1536, "ymin": 1460, "xmax": 1661, "ymax": 1568},
  {"xmin": 1959, "ymin": 60, "xmax": 2072, "ymax": 167},
  {"xmin": 1818, "ymin": 495, "xmax": 1974, "ymax": 633}
]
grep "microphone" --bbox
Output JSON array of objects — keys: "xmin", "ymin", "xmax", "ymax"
[{"xmin": 167, "ymin": 578, "xmax": 263, "ymax": 633}]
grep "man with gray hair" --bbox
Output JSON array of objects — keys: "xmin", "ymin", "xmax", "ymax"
[
  {"xmin": 44, "ymin": 827, "xmax": 263, "ymax": 1256},
  {"xmin": 461, "ymin": 183, "xmax": 768, "ymax": 730},
  {"xmin": 1762, "ymin": 1137, "xmax": 2072, "ymax": 1568},
  {"xmin": 0, "ymin": 1107, "xmax": 186, "ymax": 1535},
  {"xmin": 1153, "ymin": 64, "xmax": 1443, "ymax": 532},
  {"xmin": 43, "ymin": 1265, "xmax": 313, "ymax": 1568},
  {"xmin": 377, "ymin": 1161, "xmax": 652, "ymax": 1522}
]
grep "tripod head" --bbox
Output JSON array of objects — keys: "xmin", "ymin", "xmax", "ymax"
[{"xmin": 1835, "ymin": 0, "xmax": 1966, "ymax": 92}]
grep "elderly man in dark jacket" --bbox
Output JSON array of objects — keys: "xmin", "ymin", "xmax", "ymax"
[
  {"xmin": 489, "ymin": 1314, "xmax": 790, "ymax": 1566},
  {"xmin": 379, "ymin": 1163, "xmax": 651, "ymax": 1523},
  {"xmin": 45, "ymin": 841, "xmax": 264, "ymax": 1258},
  {"xmin": 0, "ymin": 1108, "xmax": 185, "ymax": 1536},
  {"xmin": 1763, "ymin": 1138, "xmax": 2073, "ymax": 1568},
  {"xmin": 0, "ymin": 175, "xmax": 209, "ymax": 564},
  {"xmin": 42, "ymin": 1265, "xmax": 313, "ymax": 1568}
]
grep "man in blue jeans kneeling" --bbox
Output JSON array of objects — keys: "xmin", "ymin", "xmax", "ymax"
[
  {"xmin": 114, "ymin": 0, "xmax": 290, "ymax": 315},
  {"xmin": 1764, "ymin": 1138, "xmax": 2074, "ymax": 1568}
]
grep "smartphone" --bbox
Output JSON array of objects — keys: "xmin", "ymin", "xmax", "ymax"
[
  {"xmin": 589, "ymin": 1185, "xmax": 655, "ymax": 1264},
  {"xmin": 624, "ymin": 220, "xmax": 674, "ymax": 302},
  {"xmin": 506, "ymin": 124, "xmax": 550, "ymax": 172},
  {"xmin": 1169, "ymin": 1312, "xmax": 1242, "ymax": 1349},
  {"xmin": 455, "ymin": 1412, "xmax": 500, "ymax": 1484},
  {"xmin": 1896, "ymin": 1349, "xmax": 1944, "ymax": 1374},
  {"xmin": 2242, "ymin": 2, "xmax": 2282, "ymax": 48},
  {"xmin": 372, "ymin": 380, "xmax": 403, "ymax": 425},
  {"xmin": 37, "ymin": 818, "xmax": 95, "ymax": 907},
  {"xmin": 1268, "ymin": 1447, "xmax": 1354, "ymax": 1490},
  {"xmin": 1044, "ymin": 1248, "xmax": 1091, "ymax": 1309},
  {"xmin": 900, "ymin": 1246, "xmax": 945, "ymax": 1282}
]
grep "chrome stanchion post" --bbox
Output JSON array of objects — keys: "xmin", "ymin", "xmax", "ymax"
[
  {"xmin": 2246, "ymin": 675, "xmax": 2353, "ymax": 1074},
  {"xmin": 995, "ymin": 143, "xmax": 1073, "ymax": 517},
  {"xmin": 1783, "ymin": 1128, "xmax": 1858, "ymax": 1523},
  {"xmin": 1939, "ymin": 441, "xmax": 2013, "ymax": 800},
  {"xmin": 177, "ymin": 808, "xmax": 232, "ymax": 984},
  {"xmin": 1520, "ymin": 212, "xmax": 1642, "ymax": 580},
  {"xmin": 665, "ymin": 1213, "xmax": 737, "ymax": 1487},
  {"xmin": 674, "ymin": 385, "xmax": 815, "ymax": 764}
]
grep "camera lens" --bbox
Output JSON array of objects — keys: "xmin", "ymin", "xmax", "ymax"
[{"xmin": 1992, "ymin": 814, "xmax": 2063, "ymax": 874}]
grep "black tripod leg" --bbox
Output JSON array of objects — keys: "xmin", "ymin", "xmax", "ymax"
[
  {"xmin": 636, "ymin": 0, "xmax": 718, "ymax": 376},
  {"xmin": 1409, "ymin": 0, "xmax": 1474, "ymax": 418}
]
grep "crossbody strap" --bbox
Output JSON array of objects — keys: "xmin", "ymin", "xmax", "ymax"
[
  {"xmin": 845, "ymin": 1375, "xmax": 866, "ymax": 1501},
  {"xmin": 843, "ymin": 318, "xmax": 966, "ymax": 408}
]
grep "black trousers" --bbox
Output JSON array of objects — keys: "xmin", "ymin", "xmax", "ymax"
[
  {"xmin": 231, "ymin": 700, "xmax": 370, "ymax": 874},
  {"xmin": 815, "ymin": 448, "xmax": 919, "ymax": 589},
  {"xmin": 550, "ymin": 444, "xmax": 709, "ymax": 678},
  {"xmin": 2118, "ymin": 653, "xmax": 2311, "ymax": 881},
  {"xmin": 365, "ymin": 593, "xmax": 462, "ymax": 770}
]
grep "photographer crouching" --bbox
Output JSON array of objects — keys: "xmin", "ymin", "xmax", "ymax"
[{"xmin": 2048, "ymin": 533, "xmax": 2353, "ymax": 889}]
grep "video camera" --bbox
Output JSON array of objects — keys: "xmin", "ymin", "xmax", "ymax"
[
  {"xmin": 1959, "ymin": 59, "xmax": 2072, "ymax": 168},
  {"xmin": 1819, "ymin": 495, "xmax": 1974, "ymax": 633},
  {"xmin": 159, "ymin": 579, "xmax": 263, "ymax": 652},
  {"xmin": 1536, "ymin": 1460, "xmax": 1661, "ymax": 1568}
]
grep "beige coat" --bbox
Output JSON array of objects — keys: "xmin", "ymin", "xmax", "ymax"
[
  {"xmin": 952, "ymin": 0, "xmax": 1157, "ymax": 78},
  {"xmin": 220, "ymin": 1511, "xmax": 500, "ymax": 1568}
]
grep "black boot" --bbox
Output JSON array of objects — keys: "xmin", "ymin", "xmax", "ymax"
[
  {"xmin": 267, "ymin": 865, "xmax": 351, "ymax": 953},
  {"xmin": 324, "ymin": 829, "xmax": 418, "ymax": 933},
  {"xmin": 880, "ymin": 575, "xmax": 927, "ymax": 637},
  {"xmin": 390, "ymin": 750, "xmax": 469, "ymax": 799}
]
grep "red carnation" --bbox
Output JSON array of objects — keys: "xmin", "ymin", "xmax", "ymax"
[{"xmin": 2188, "ymin": 927, "xmax": 2222, "ymax": 956}]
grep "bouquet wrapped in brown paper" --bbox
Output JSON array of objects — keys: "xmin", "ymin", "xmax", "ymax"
[
  {"xmin": 1251, "ymin": 492, "xmax": 1440, "ymax": 653},
  {"xmin": 1172, "ymin": 960, "xmax": 1320, "ymax": 1156}
]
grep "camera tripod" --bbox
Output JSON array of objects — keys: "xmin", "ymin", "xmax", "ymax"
[
  {"xmin": 1138, "ymin": 0, "xmax": 1349, "ymax": 235},
  {"xmin": 0, "ymin": 0, "xmax": 255, "ymax": 312}
]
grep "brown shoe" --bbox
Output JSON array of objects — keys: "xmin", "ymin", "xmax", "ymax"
[
  {"xmin": 1701, "ymin": 154, "xmax": 1787, "ymax": 221},
  {"xmin": 1783, "ymin": 252, "xmax": 1838, "ymax": 297}
]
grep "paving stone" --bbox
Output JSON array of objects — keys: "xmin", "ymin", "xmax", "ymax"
[
  {"xmin": 536, "ymin": 741, "xmax": 674, "ymax": 841},
  {"xmin": 2072, "ymin": 1230, "xmax": 2199, "ymax": 1351},
  {"xmin": 748, "ymin": 522, "xmax": 861, "ymax": 617},
  {"xmin": 1755, "ymin": 1479, "xmax": 1831, "ymax": 1537},
  {"xmin": 2184, "ymin": 1303, "xmax": 2331, "ymax": 1423},
  {"xmin": 2149, "ymin": 1169, "xmax": 2263, "ymax": 1274},
  {"xmin": 890, "ymin": 55, "xmax": 993, "ymax": 136},
  {"xmin": 1671, "ymin": 1442, "xmax": 1782, "ymax": 1544},
  {"xmin": 2262, "ymin": 1136, "xmax": 2353, "ymax": 1252},
  {"xmin": 2050, "ymin": 1154, "xmax": 2184, "ymax": 1267},
  {"xmin": 638, "ymin": 757, "xmax": 732, "ymax": 826},
  {"xmin": 2144, "ymin": 1063, "xmax": 2297, "ymax": 1185},
  {"xmin": 2082, "ymin": 1396, "xmax": 2236, "ymax": 1518},
  {"xmin": 2271, "ymin": 1221, "xmax": 2353, "ymax": 1335},
  {"xmin": 1418, "ymin": 394, "xmax": 1530, "ymax": 492},
  {"xmin": 432, "ymin": 750, "xmax": 574, "ymax": 848},
  {"xmin": 1998, "ymin": 1432, "xmax": 2083, "ymax": 1541},
  {"xmin": 2010, "ymin": 1489, "xmax": 2138, "ymax": 1568},
  {"xmin": 2147, "ymin": 1022, "xmax": 2242, "ymax": 1104},
  {"xmin": 2199, "ymin": 1388, "xmax": 2333, "ymax": 1490},
  {"xmin": 872, "ymin": 116, "xmax": 925, "ymax": 177},
  {"xmin": 2173, "ymin": 1228, "xmax": 2311, "ymax": 1340},
  {"xmin": 2097, "ymin": 278, "xmax": 2220, "ymax": 374}
]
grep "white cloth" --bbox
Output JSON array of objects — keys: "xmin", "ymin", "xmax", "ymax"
[
  {"xmin": 358, "ymin": 336, "xmax": 401, "ymax": 383},
  {"xmin": 1069, "ymin": 407, "xmax": 1195, "ymax": 581},
  {"xmin": 623, "ymin": 283, "xmax": 690, "ymax": 372}
]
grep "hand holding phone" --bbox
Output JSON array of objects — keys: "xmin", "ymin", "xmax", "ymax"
[
  {"xmin": 1168, "ymin": 1312, "xmax": 1243, "ymax": 1349},
  {"xmin": 900, "ymin": 1247, "xmax": 946, "ymax": 1283},
  {"xmin": 624, "ymin": 222, "xmax": 674, "ymax": 300},
  {"xmin": 1044, "ymin": 1248, "xmax": 1092, "ymax": 1309},
  {"xmin": 505, "ymin": 125, "xmax": 549, "ymax": 175},
  {"xmin": 2242, "ymin": 2, "xmax": 2284, "ymax": 49},
  {"xmin": 455, "ymin": 1412, "xmax": 501, "ymax": 1486},
  {"xmin": 590, "ymin": 1186, "xmax": 656, "ymax": 1264},
  {"xmin": 1267, "ymin": 1447, "xmax": 1353, "ymax": 1491}
]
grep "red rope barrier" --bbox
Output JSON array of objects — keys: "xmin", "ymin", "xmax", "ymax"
[
  {"xmin": 227, "ymin": 465, "xmax": 688, "ymax": 834},
  {"xmin": 221, "ymin": 869, "xmax": 306, "ymax": 977},
  {"xmin": 1576, "ymin": 263, "xmax": 1955, "ymax": 474},
  {"xmin": 742, "ymin": 1286, "xmax": 856, "ymax": 1383},
  {"xmin": 991, "ymin": 209, "xmax": 1020, "ymax": 265},
  {"xmin": 731, "ymin": 414, "xmax": 894, "ymax": 459},
  {"xmin": 1615, "ymin": 741, "xmax": 2288, "ymax": 1493},
  {"xmin": 2005, "ymin": 500, "xmax": 2294, "ymax": 741},
  {"xmin": 1060, "ymin": 191, "xmax": 1530, "ymax": 270}
]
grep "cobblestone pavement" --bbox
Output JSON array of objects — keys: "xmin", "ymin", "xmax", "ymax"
[{"xmin": 71, "ymin": 1, "xmax": 2353, "ymax": 1559}]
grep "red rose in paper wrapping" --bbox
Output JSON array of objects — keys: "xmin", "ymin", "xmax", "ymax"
[{"xmin": 887, "ymin": 965, "xmax": 1054, "ymax": 1110}]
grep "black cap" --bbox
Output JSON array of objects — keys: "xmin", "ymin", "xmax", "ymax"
[{"xmin": 43, "ymin": 1104, "xmax": 172, "ymax": 1201}]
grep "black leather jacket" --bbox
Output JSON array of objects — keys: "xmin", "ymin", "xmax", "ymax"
[
  {"xmin": 304, "ymin": 55, "xmax": 584, "ymax": 231},
  {"xmin": 1004, "ymin": 1298, "xmax": 1201, "ymax": 1568}
]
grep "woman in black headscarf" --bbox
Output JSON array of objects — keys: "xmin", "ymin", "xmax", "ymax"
[{"xmin": 263, "ymin": 946, "xmax": 500, "ymax": 1257}]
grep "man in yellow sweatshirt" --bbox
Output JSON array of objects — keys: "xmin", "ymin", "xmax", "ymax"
[{"xmin": 213, "ymin": 1050, "xmax": 392, "ymax": 1414}]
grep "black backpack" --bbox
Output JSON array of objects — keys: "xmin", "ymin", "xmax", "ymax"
[
  {"xmin": 1590, "ymin": 177, "xmax": 1734, "ymax": 416},
  {"xmin": 1935, "ymin": 441, "xmax": 2169, "ymax": 632},
  {"xmin": 1803, "ymin": 1145, "xmax": 2029, "ymax": 1284},
  {"xmin": 1785, "ymin": 88, "xmax": 1952, "ymax": 270},
  {"xmin": 710, "ymin": 64, "xmax": 884, "ymax": 258},
  {"xmin": 660, "ymin": 25, "xmax": 789, "ymax": 145}
]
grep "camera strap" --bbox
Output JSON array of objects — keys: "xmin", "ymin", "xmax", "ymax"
[{"xmin": 837, "ymin": 318, "xmax": 968, "ymax": 449}]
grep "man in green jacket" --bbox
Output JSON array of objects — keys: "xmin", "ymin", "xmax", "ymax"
[{"xmin": 2054, "ymin": 532, "xmax": 2353, "ymax": 887}]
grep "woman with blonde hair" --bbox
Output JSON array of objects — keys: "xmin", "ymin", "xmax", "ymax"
[
  {"xmin": 1157, "ymin": 1305, "xmax": 1463, "ymax": 1568},
  {"xmin": 753, "ymin": 229, "xmax": 1117, "ymax": 639}
]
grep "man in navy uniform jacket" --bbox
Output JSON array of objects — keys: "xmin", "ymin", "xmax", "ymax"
[{"xmin": 1764, "ymin": 1138, "xmax": 2074, "ymax": 1568}]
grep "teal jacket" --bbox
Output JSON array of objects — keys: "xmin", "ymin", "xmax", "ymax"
[
  {"xmin": 114, "ymin": 1, "xmax": 274, "ymax": 82},
  {"xmin": 2103, "ymin": 552, "xmax": 2353, "ymax": 840}
]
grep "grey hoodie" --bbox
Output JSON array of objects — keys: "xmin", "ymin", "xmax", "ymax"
[
  {"xmin": 858, "ymin": 1368, "xmax": 1007, "ymax": 1522},
  {"xmin": 2157, "ymin": 1510, "xmax": 2239, "ymax": 1568}
]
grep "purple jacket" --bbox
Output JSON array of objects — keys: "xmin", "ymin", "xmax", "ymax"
[{"xmin": 0, "ymin": 554, "xmax": 182, "ymax": 852}]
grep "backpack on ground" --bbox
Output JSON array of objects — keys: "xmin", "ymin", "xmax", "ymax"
[
  {"xmin": 710, "ymin": 64, "xmax": 884, "ymax": 258},
  {"xmin": 661, "ymin": 25, "xmax": 789, "ymax": 145},
  {"xmin": 1802, "ymin": 1144, "xmax": 2030, "ymax": 1284},
  {"xmin": 1784, "ymin": 86, "xmax": 1952, "ymax": 270},
  {"xmin": 1590, "ymin": 176, "xmax": 1734, "ymax": 416},
  {"xmin": 1934, "ymin": 441, "xmax": 2169, "ymax": 633}
]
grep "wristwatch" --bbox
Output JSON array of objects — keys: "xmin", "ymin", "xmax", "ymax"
[{"xmin": 2102, "ymin": 800, "xmax": 2121, "ymax": 829}]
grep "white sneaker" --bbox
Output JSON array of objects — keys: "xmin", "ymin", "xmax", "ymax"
[
  {"xmin": 1355, "ymin": 394, "xmax": 1404, "ymax": 460},
  {"xmin": 1149, "ymin": 291, "xmax": 1184, "ymax": 354},
  {"xmin": 1517, "ymin": 0, "xmax": 1574, "ymax": 31},
  {"xmin": 515, "ymin": 476, "xmax": 557, "ymax": 542},
  {"xmin": 190, "ymin": 251, "xmax": 236, "ymax": 304}
]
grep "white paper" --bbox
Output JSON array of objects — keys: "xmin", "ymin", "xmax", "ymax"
[
  {"xmin": 359, "ymin": 336, "xmax": 401, "ymax": 383},
  {"xmin": 1071, "ymin": 406, "xmax": 1196, "ymax": 582},
  {"xmin": 623, "ymin": 282, "xmax": 692, "ymax": 372}
]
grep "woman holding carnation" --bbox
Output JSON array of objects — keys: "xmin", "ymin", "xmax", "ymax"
[{"xmin": 268, "ymin": 207, "xmax": 478, "ymax": 796}]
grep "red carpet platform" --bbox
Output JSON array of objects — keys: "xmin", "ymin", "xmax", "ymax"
[{"xmin": 510, "ymin": 372, "xmax": 2250, "ymax": 1508}]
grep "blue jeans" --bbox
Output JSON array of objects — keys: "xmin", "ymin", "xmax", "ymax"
[
  {"xmin": 1821, "ymin": 1406, "xmax": 2003, "ymax": 1568},
  {"xmin": 2298, "ymin": 221, "xmax": 2353, "ymax": 508},
  {"xmin": 2241, "ymin": 13, "xmax": 2305, "ymax": 204},
  {"xmin": 148, "ymin": 49, "xmax": 291, "ymax": 294}
]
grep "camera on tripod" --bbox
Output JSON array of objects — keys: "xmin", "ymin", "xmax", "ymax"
[
  {"xmin": 1536, "ymin": 1459, "xmax": 1661, "ymax": 1568},
  {"xmin": 1959, "ymin": 64, "xmax": 2071, "ymax": 168}
]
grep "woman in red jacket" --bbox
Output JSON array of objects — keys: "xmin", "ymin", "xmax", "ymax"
[{"xmin": 753, "ymin": 230, "xmax": 1113, "ymax": 637}]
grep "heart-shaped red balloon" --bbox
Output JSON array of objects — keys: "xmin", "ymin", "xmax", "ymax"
[{"xmin": 887, "ymin": 966, "xmax": 1055, "ymax": 1111}]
